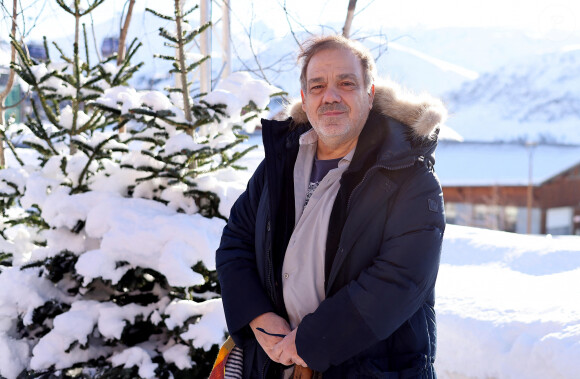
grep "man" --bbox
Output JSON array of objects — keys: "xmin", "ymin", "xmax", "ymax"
[{"xmin": 216, "ymin": 35, "xmax": 446, "ymax": 378}]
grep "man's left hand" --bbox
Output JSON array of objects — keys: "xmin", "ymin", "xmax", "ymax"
[{"xmin": 272, "ymin": 328, "xmax": 308, "ymax": 367}]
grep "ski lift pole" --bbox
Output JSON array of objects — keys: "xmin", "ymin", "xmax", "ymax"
[
  {"xmin": 222, "ymin": 0, "xmax": 231, "ymax": 77},
  {"xmin": 200, "ymin": 0, "xmax": 212, "ymax": 94}
]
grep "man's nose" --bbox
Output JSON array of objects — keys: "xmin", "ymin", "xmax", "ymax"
[{"xmin": 322, "ymin": 86, "xmax": 341, "ymax": 103}]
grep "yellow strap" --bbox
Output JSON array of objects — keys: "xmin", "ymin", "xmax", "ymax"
[{"xmin": 211, "ymin": 336, "xmax": 236, "ymax": 370}]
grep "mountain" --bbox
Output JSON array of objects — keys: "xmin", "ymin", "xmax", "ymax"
[{"xmin": 444, "ymin": 46, "xmax": 580, "ymax": 143}]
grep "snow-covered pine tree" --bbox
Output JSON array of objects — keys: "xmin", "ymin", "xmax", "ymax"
[
  {"xmin": 1, "ymin": 0, "xmax": 141, "ymax": 268},
  {"xmin": 0, "ymin": 0, "xmax": 281, "ymax": 378}
]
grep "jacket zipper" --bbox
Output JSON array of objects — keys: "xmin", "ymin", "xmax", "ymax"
[
  {"xmin": 346, "ymin": 159, "xmax": 417, "ymax": 212},
  {"xmin": 266, "ymin": 247, "xmax": 276, "ymax": 304},
  {"xmin": 262, "ymin": 249, "xmax": 274, "ymax": 379}
]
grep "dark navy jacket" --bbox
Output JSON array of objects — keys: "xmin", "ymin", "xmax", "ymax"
[{"xmin": 216, "ymin": 107, "xmax": 445, "ymax": 378}]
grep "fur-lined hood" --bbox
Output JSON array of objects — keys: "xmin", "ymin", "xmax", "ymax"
[{"xmin": 284, "ymin": 79, "xmax": 447, "ymax": 140}]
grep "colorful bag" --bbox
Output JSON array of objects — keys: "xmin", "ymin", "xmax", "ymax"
[{"xmin": 209, "ymin": 336, "xmax": 242, "ymax": 379}]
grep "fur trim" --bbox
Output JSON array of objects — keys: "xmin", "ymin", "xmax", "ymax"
[{"xmin": 285, "ymin": 78, "xmax": 447, "ymax": 139}]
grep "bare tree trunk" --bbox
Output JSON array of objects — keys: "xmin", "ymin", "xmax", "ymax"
[
  {"xmin": 0, "ymin": 0, "xmax": 18, "ymax": 168},
  {"xmin": 116, "ymin": 0, "xmax": 135, "ymax": 65},
  {"xmin": 222, "ymin": 0, "xmax": 231, "ymax": 77},
  {"xmin": 342, "ymin": 0, "xmax": 357, "ymax": 38},
  {"xmin": 174, "ymin": 0, "xmax": 193, "ymax": 130},
  {"xmin": 199, "ymin": 0, "xmax": 211, "ymax": 94},
  {"xmin": 117, "ymin": 0, "xmax": 135, "ymax": 133}
]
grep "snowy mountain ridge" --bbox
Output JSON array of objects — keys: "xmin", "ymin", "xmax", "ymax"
[
  {"xmin": 447, "ymin": 47, "xmax": 580, "ymax": 122},
  {"xmin": 444, "ymin": 47, "xmax": 580, "ymax": 143}
]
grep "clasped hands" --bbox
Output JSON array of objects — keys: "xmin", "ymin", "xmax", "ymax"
[{"xmin": 250, "ymin": 312, "xmax": 308, "ymax": 367}]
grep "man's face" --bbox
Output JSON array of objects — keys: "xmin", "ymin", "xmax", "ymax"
[{"xmin": 301, "ymin": 48, "xmax": 374, "ymax": 154}]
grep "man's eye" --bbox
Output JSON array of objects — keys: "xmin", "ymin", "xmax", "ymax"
[{"xmin": 342, "ymin": 82, "xmax": 355, "ymax": 87}]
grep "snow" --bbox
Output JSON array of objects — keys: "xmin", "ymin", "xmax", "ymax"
[
  {"xmin": 0, "ymin": 267, "xmax": 66, "ymax": 327},
  {"xmin": 0, "ymin": 335, "xmax": 29, "ymax": 379},
  {"xmin": 33, "ymin": 190, "xmax": 224, "ymax": 287},
  {"xmin": 437, "ymin": 225, "xmax": 580, "ymax": 379},
  {"xmin": 162, "ymin": 344, "xmax": 193, "ymax": 370},
  {"xmin": 205, "ymin": 72, "xmax": 281, "ymax": 134},
  {"xmin": 0, "ymin": 167, "xmax": 28, "ymax": 194},
  {"xmin": 140, "ymin": 90, "xmax": 174, "ymax": 111},
  {"xmin": 111, "ymin": 347, "xmax": 157, "ymax": 378},
  {"xmin": 169, "ymin": 298, "xmax": 228, "ymax": 350},
  {"xmin": 163, "ymin": 132, "xmax": 204, "ymax": 156},
  {"xmin": 0, "ymin": 267, "xmax": 65, "ymax": 377},
  {"xmin": 59, "ymin": 105, "xmax": 91, "ymax": 130}
]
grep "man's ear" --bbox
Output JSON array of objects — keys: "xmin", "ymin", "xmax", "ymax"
[
  {"xmin": 301, "ymin": 90, "xmax": 306, "ymax": 111},
  {"xmin": 368, "ymin": 84, "xmax": 375, "ymax": 109}
]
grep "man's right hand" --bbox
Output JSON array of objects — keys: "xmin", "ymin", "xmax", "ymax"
[{"xmin": 249, "ymin": 312, "xmax": 292, "ymax": 363}]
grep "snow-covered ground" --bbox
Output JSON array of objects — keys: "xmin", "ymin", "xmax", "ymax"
[{"xmin": 437, "ymin": 225, "xmax": 580, "ymax": 379}]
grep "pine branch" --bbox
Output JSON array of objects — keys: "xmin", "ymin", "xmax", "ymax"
[
  {"xmin": 185, "ymin": 55, "xmax": 209, "ymax": 73},
  {"xmin": 0, "ymin": 129, "xmax": 25, "ymax": 166},
  {"xmin": 37, "ymin": 37, "xmax": 50, "ymax": 63},
  {"xmin": 182, "ymin": 5, "xmax": 199, "ymax": 18},
  {"xmin": 158, "ymin": 27, "xmax": 179, "ymax": 44},
  {"xmin": 83, "ymin": 23, "xmax": 90, "ymax": 68},
  {"xmin": 154, "ymin": 54, "xmax": 179, "ymax": 62},
  {"xmin": 145, "ymin": 7, "xmax": 174, "ymax": 21},
  {"xmin": 81, "ymin": 0, "xmax": 106, "ymax": 16},
  {"xmin": 55, "ymin": 0, "xmax": 73, "ymax": 15},
  {"xmin": 183, "ymin": 22, "xmax": 211, "ymax": 45},
  {"xmin": 76, "ymin": 110, "xmax": 104, "ymax": 134},
  {"xmin": 71, "ymin": 134, "xmax": 121, "ymax": 194},
  {"xmin": 52, "ymin": 41, "xmax": 73, "ymax": 65},
  {"xmin": 114, "ymin": 62, "xmax": 143, "ymax": 85}
]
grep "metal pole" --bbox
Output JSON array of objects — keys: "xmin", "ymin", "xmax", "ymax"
[
  {"xmin": 222, "ymin": 0, "xmax": 231, "ymax": 77},
  {"xmin": 526, "ymin": 142, "xmax": 536, "ymax": 234},
  {"xmin": 200, "ymin": 0, "xmax": 212, "ymax": 93}
]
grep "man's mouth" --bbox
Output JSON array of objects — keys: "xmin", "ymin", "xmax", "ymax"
[{"xmin": 322, "ymin": 111, "xmax": 345, "ymax": 116}]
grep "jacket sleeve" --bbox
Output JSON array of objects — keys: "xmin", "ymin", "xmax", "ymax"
[
  {"xmin": 216, "ymin": 160, "xmax": 275, "ymax": 346},
  {"xmin": 296, "ymin": 165, "xmax": 445, "ymax": 371}
]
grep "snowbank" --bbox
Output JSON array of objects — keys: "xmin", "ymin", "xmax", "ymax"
[{"xmin": 436, "ymin": 225, "xmax": 580, "ymax": 379}]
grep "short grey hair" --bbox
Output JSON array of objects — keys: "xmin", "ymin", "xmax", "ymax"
[{"xmin": 298, "ymin": 35, "xmax": 377, "ymax": 93}]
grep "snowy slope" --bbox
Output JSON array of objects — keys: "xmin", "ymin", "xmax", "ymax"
[
  {"xmin": 445, "ymin": 46, "xmax": 580, "ymax": 143},
  {"xmin": 437, "ymin": 225, "xmax": 580, "ymax": 379}
]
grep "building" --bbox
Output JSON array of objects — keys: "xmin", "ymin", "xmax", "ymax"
[
  {"xmin": 101, "ymin": 37, "xmax": 120, "ymax": 58},
  {"xmin": 435, "ymin": 141, "xmax": 580, "ymax": 235}
]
